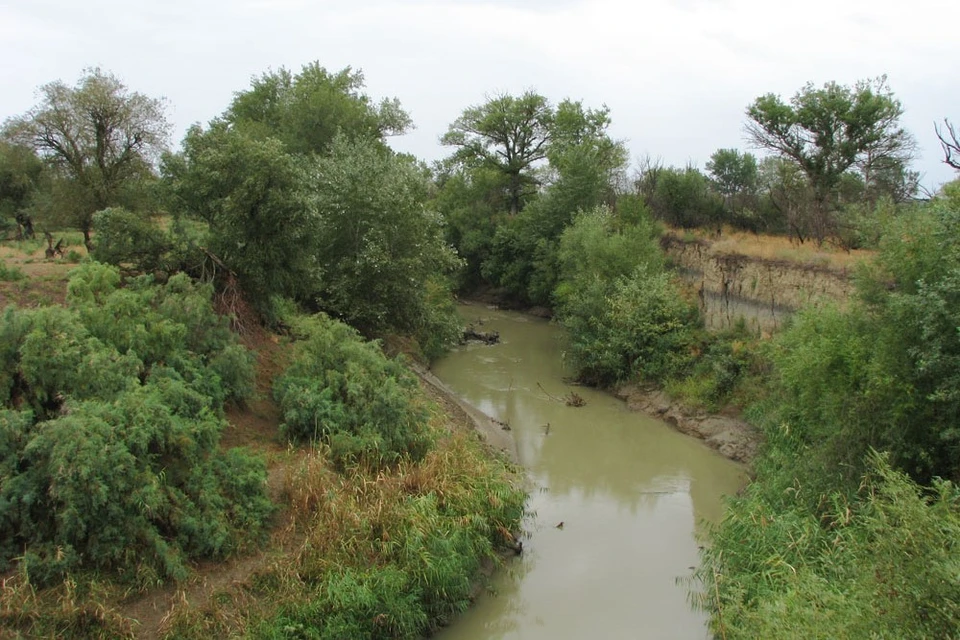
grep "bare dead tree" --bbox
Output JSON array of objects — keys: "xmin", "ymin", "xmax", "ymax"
[{"xmin": 936, "ymin": 119, "xmax": 960, "ymax": 170}]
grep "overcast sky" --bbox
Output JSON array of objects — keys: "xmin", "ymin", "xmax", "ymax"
[{"xmin": 2, "ymin": 0, "xmax": 958, "ymax": 189}]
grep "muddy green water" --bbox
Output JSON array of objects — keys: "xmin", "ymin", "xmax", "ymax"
[{"xmin": 431, "ymin": 303, "xmax": 748, "ymax": 640}]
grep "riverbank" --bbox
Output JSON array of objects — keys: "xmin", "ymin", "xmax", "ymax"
[
  {"xmin": 615, "ymin": 383, "xmax": 759, "ymax": 464},
  {"xmin": 458, "ymin": 295, "xmax": 760, "ymax": 466},
  {"xmin": 413, "ymin": 363, "xmax": 519, "ymax": 463}
]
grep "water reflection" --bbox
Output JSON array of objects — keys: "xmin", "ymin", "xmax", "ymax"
[{"xmin": 432, "ymin": 304, "xmax": 746, "ymax": 640}]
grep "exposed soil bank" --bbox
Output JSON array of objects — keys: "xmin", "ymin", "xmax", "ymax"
[
  {"xmin": 662, "ymin": 233, "xmax": 854, "ymax": 333},
  {"xmin": 412, "ymin": 363, "xmax": 518, "ymax": 463},
  {"xmin": 615, "ymin": 383, "xmax": 760, "ymax": 464}
]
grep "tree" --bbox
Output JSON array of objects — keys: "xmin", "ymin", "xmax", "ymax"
[
  {"xmin": 745, "ymin": 77, "xmax": 914, "ymax": 244},
  {"xmin": 936, "ymin": 118, "xmax": 960, "ymax": 170},
  {"xmin": 706, "ymin": 148, "xmax": 758, "ymax": 217},
  {"xmin": 3, "ymin": 68, "xmax": 170, "ymax": 248},
  {"xmin": 163, "ymin": 123, "xmax": 319, "ymax": 312},
  {"xmin": 757, "ymin": 156, "xmax": 814, "ymax": 241},
  {"xmin": 441, "ymin": 91, "xmax": 554, "ymax": 215},
  {"xmin": 648, "ymin": 166, "xmax": 724, "ymax": 229},
  {"xmin": 0, "ymin": 142, "xmax": 44, "ymax": 238},
  {"xmin": 311, "ymin": 135, "xmax": 460, "ymax": 341},
  {"xmin": 438, "ymin": 94, "xmax": 625, "ymax": 303},
  {"xmin": 226, "ymin": 63, "xmax": 411, "ymax": 156}
]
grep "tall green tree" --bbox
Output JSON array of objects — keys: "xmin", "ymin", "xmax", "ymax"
[
  {"xmin": 312, "ymin": 136, "xmax": 460, "ymax": 345},
  {"xmin": 441, "ymin": 91, "xmax": 554, "ymax": 215},
  {"xmin": 163, "ymin": 123, "xmax": 319, "ymax": 311},
  {"xmin": 226, "ymin": 63, "xmax": 411, "ymax": 156},
  {"xmin": 745, "ymin": 77, "xmax": 914, "ymax": 243},
  {"xmin": 2, "ymin": 68, "xmax": 170, "ymax": 248},
  {"xmin": 706, "ymin": 148, "xmax": 758, "ymax": 224},
  {"xmin": 438, "ymin": 93, "xmax": 626, "ymax": 303}
]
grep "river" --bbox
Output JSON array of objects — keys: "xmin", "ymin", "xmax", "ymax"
[{"xmin": 430, "ymin": 303, "xmax": 748, "ymax": 640}]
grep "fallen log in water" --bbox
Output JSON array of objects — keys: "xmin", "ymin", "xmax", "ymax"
[{"xmin": 462, "ymin": 326, "xmax": 500, "ymax": 344}]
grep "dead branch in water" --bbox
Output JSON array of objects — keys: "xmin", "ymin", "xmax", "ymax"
[{"xmin": 537, "ymin": 382, "xmax": 586, "ymax": 407}]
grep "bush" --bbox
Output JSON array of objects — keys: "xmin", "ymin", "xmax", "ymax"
[
  {"xmin": 698, "ymin": 453, "xmax": 960, "ymax": 640},
  {"xmin": 554, "ymin": 206, "xmax": 695, "ymax": 385},
  {"xmin": 565, "ymin": 267, "xmax": 698, "ymax": 385},
  {"xmin": 91, "ymin": 207, "xmax": 171, "ymax": 272},
  {"xmin": 0, "ymin": 263, "xmax": 270, "ymax": 584},
  {"xmin": 666, "ymin": 324, "xmax": 766, "ymax": 411},
  {"xmin": 0, "ymin": 262, "xmax": 25, "ymax": 281},
  {"xmin": 274, "ymin": 314, "xmax": 431, "ymax": 468}
]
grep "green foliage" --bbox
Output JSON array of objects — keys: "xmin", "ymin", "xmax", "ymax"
[
  {"xmin": 311, "ymin": 135, "xmax": 461, "ymax": 344},
  {"xmin": 666, "ymin": 324, "xmax": 766, "ymax": 411},
  {"xmin": 706, "ymin": 149, "xmax": 758, "ymax": 200},
  {"xmin": 91, "ymin": 207, "xmax": 173, "ymax": 272},
  {"xmin": 700, "ymin": 196, "xmax": 960, "ymax": 637},
  {"xmin": 0, "ymin": 261, "xmax": 25, "ymax": 281},
  {"xmin": 761, "ymin": 198, "xmax": 960, "ymax": 487},
  {"xmin": 249, "ymin": 418, "xmax": 525, "ymax": 639},
  {"xmin": 706, "ymin": 148, "xmax": 760, "ymax": 230},
  {"xmin": 273, "ymin": 314, "xmax": 431, "ymax": 468},
  {"xmin": 0, "ymin": 141, "xmax": 44, "ymax": 233},
  {"xmin": 258, "ymin": 567, "xmax": 427, "ymax": 640},
  {"xmin": 167, "ymin": 97, "xmax": 460, "ymax": 353},
  {"xmin": 746, "ymin": 77, "xmax": 915, "ymax": 244},
  {"xmin": 433, "ymin": 167, "xmax": 508, "ymax": 290},
  {"xmin": 554, "ymin": 205, "xmax": 697, "ymax": 385},
  {"xmin": 164, "ymin": 123, "xmax": 319, "ymax": 314},
  {"xmin": 647, "ymin": 165, "xmax": 725, "ymax": 229},
  {"xmin": 699, "ymin": 453, "xmax": 960, "ymax": 640},
  {"xmin": 441, "ymin": 91, "xmax": 554, "ymax": 215},
  {"xmin": 0, "ymin": 263, "xmax": 269, "ymax": 583},
  {"xmin": 438, "ymin": 94, "xmax": 627, "ymax": 305},
  {"xmin": 227, "ymin": 62, "xmax": 411, "ymax": 156},
  {"xmin": 2, "ymin": 68, "xmax": 170, "ymax": 246}
]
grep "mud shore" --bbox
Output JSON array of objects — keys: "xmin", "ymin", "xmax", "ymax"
[{"xmin": 615, "ymin": 383, "xmax": 759, "ymax": 464}]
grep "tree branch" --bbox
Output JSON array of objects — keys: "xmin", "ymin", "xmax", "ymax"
[{"xmin": 936, "ymin": 119, "xmax": 960, "ymax": 170}]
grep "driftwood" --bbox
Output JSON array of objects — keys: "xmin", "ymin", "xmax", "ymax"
[
  {"xmin": 462, "ymin": 325, "xmax": 500, "ymax": 345},
  {"xmin": 537, "ymin": 382, "xmax": 587, "ymax": 407},
  {"xmin": 44, "ymin": 232, "xmax": 64, "ymax": 259}
]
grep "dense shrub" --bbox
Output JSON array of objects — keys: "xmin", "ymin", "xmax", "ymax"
[
  {"xmin": 273, "ymin": 314, "xmax": 431, "ymax": 468},
  {"xmin": 554, "ymin": 205, "xmax": 697, "ymax": 385},
  {"xmin": 562, "ymin": 266, "xmax": 699, "ymax": 385},
  {"xmin": 0, "ymin": 262, "xmax": 271, "ymax": 584},
  {"xmin": 698, "ymin": 454, "xmax": 960, "ymax": 640},
  {"xmin": 91, "ymin": 207, "xmax": 172, "ymax": 272},
  {"xmin": 759, "ymin": 199, "xmax": 960, "ymax": 488},
  {"xmin": 666, "ymin": 323, "xmax": 766, "ymax": 411},
  {"xmin": 700, "ymin": 196, "xmax": 960, "ymax": 637}
]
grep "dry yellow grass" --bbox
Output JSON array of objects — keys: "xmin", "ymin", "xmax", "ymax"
[{"xmin": 673, "ymin": 226, "xmax": 875, "ymax": 272}]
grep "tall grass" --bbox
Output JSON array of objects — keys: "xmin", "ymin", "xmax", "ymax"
[{"xmin": 160, "ymin": 405, "xmax": 525, "ymax": 639}]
